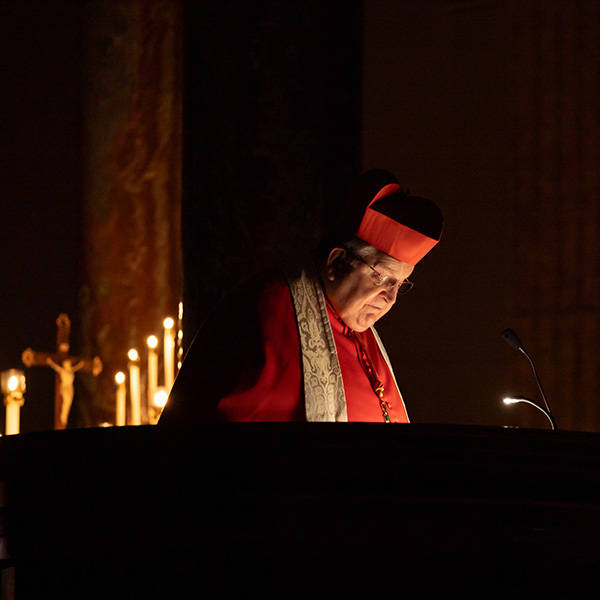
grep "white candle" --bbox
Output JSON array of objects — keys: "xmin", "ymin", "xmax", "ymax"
[
  {"xmin": 128, "ymin": 349, "xmax": 141, "ymax": 425},
  {"xmin": 163, "ymin": 318, "xmax": 175, "ymax": 391},
  {"xmin": 5, "ymin": 401, "xmax": 20, "ymax": 435},
  {"xmin": 4, "ymin": 373, "xmax": 24, "ymax": 435},
  {"xmin": 115, "ymin": 372, "xmax": 126, "ymax": 426},
  {"xmin": 147, "ymin": 336, "xmax": 158, "ymax": 408}
]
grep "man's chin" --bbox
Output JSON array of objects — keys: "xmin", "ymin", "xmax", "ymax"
[{"xmin": 352, "ymin": 314, "xmax": 379, "ymax": 332}]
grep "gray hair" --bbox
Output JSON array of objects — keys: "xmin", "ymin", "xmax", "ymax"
[
  {"xmin": 314, "ymin": 233, "xmax": 390, "ymax": 269},
  {"xmin": 341, "ymin": 236, "xmax": 381, "ymax": 267}
]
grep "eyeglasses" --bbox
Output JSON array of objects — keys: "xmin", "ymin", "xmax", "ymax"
[{"xmin": 348, "ymin": 251, "xmax": 414, "ymax": 295}]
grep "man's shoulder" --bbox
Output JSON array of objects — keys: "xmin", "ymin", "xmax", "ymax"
[
  {"xmin": 203, "ymin": 267, "xmax": 292, "ymax": 326},
  {"xmin": 199, "ymin": 258, "xmax": 316, "ymax": 334},
  {"xmin": 226, "ymin": 267, "xmax": 289, "ymax": 304},
  {"xmin": 228, "ymin": 260, "xmax": 313, "ymax": 301}
]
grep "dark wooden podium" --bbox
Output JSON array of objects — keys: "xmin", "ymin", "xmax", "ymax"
[{"xmin": 1, "ymin": 423, "xmax": 600, "ymax": 598}]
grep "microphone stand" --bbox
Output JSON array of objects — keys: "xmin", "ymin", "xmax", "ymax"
[
  {"xmin": 502, "ymin": 328, "xmax": 558, "ymax": 431},
  {"xmin": 503, "ymin": 396, "xmax": 556, "ymax": 430}
]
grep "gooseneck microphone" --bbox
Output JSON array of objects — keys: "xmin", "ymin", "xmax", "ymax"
[
  {"xmin": 502, "ymin": 328, "xmax": 557, "ymax": 430},
  {"xmin": 502, "ymin": 328, "xmax": 525, "ymax": 352}
]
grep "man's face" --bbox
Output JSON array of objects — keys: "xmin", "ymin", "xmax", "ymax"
[{"xmin": 324, "ymin": 248, "xmax": 414, "ymax": 332}]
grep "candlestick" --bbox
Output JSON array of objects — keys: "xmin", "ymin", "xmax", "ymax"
[
  {"xmin": 115, "ymin": 371, "xmax": 126, "ymax": 426},
  {"xmin": 147, "ymin": 335, "xmax": 158, "ymax": 409},
  {"xmin": 128, "ymin": 349, "xmax": 141, "ymax": 426},
  {"xmin": 163, "ymin": 318, "xmax": 175, "ymax": 391}
]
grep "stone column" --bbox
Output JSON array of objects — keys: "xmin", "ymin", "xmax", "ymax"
[{"xmin": 80, "ymin": 0, "xmax": 182, "ymax": 424}]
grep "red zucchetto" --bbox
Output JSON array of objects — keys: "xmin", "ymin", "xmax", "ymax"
[{"xmin": 356, "ymin": 182, "xmax": 443, "ymax": 265}]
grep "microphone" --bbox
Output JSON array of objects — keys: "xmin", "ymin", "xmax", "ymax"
[
  {"xmin": 502, "ymin": 328, "xmax": 524, "ymax": 351},
  {"xmin": 502, "ymin": 328, "xmax": 557, "ymax": 430}
]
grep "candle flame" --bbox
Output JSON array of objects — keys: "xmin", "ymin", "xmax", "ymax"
[
  {"xmin": 153, "ymin": 389, "xmax": 169, "ymax": 408},
  {"xmin": 164, "ymin": 317, "xmax": 174, "ymax": 329},
  {"xmin": 115, "ymin": 372, "xmax": 126, "ymax": 385},
  {"xmin": 128, "ymin": 349, "xmax": 139, "ymax": 361},
  {"xmin": 147, "ymin": 335, "xmax": 158, "ymax": 349},
  {"xmin": 8, "ymin": 376, "xmax": 18, "ymax": 392}
]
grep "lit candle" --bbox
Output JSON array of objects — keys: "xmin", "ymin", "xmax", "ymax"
[
  {"xmin": 148, "ymin": 386, "xmax": 169, "ymax": 425},
  {"xmin": 154, "ymin": 387, "xmax": 169, "ymax": 409},
  {"xmin": 163, "ymin": 318, "xmax": 175, "ymax": 391},
  {"xmin": 5, "ymin": 375, "xmax": 21, "ymax": 435},
  {"xmin": 2, "ymin": 370, "xmax": 26, "ymax": 436},
  {"xmin": 147, "ymin": 335, "xmax": 158, "ymax": 408},
  {"xmin": 115, "ymin": 372, "xmax": 126, "ymax": 426},
  {"xmin": 128, "ymin": 349, "xmax": 141, "ymax": 425}
]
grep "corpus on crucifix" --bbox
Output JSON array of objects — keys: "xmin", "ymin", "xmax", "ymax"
[{"xmin": 21, "ymin": 313, "xmax": 103, "ymax": 430}]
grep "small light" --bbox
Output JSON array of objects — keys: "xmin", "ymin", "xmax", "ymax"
[
  {"xmin": 501, "ymin": 395, "xmax": 556, "ymax": 430},
  {"xmin": 115, "ymin": 372, "xmax": 126, "ymax": 385},
  {"xmin": 153, "ymin": 388, "xmax": 168, "ymax": 408},
  {"xmin": 147, "ymin": 335, "xmax": 158, "ymax": 349},
  {"xmin": 1, "ymin": 369, "xmax": 26, "ymax": 396},
  {"xmin": 503, "ymin": 397, "xmax": 519, "ymax": 404},
  {"xmin": 164, "ymin": 317, "xmax": 174, "ymax": 329},
  {"xmin": 128, "ymin": 349, "xmax": 139, "ymax": 361},
  {"xmin": 2, "ymin": 369, "xmax": 26, "ymax": 436}
]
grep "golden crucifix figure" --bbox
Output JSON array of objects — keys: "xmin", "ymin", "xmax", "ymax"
[{"xmin": 22, "ymin": 314, "xmax": 102, "ymax": 429}]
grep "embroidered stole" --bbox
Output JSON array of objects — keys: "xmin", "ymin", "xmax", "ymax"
[{"xmin": 286, "ymin": 265, "xmax": 404, "ymax": 422}]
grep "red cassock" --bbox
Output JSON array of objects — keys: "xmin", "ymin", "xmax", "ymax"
[{"xmin": 161, "ymin": 269, "xmax": 408, "ymax": 424}]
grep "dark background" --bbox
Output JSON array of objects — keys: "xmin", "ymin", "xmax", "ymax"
[
  {"xmin": 1, "ymin": 0, "xmax": 598, "ymax": 433},
  {"xmin": 1, "ymin": 1, "xmax": 84, "ymax": 430}
]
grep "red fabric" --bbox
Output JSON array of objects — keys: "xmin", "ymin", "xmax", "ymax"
[
  {"xmin": 217, "ymin": 275, "xmax": 304, "ymax": 421},
  {"xmin": 162, "ymin": 270, "xmax": 304, "ymax": 424},
  {"xmin": 161, "ymin": 269, "xmax": 407, "ymax": 424},
  {"xmin": 357, "ymin": 183, "xmax": 440, "ymax": 265},
  {"xmin": 327, "ymin": 305, "xmax": 409, "ymax": 423}
]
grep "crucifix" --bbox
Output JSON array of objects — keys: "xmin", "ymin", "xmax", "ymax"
[{"xmin": 21, "ymin": 313, "xmax": 103, "ymax": 430}]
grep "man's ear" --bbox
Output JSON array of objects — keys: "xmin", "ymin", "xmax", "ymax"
[{"xmin": 326, "ymin": 247, "xmax": 346, "ymax": 281}]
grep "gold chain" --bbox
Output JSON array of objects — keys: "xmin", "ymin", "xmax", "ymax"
[{"xmin": 351, "ymin": 331, "xmax": 390, "ymax": 423}]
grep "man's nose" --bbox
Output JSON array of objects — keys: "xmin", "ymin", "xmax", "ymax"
[{"xmin": 380, "ymin": 287, "xmax": 397, "ymax": 302}]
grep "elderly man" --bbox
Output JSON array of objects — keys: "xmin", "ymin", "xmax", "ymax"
[{"xmin": 159, "ymin": 171, "xmax": 443, "ymax": 424}]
